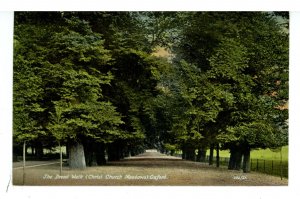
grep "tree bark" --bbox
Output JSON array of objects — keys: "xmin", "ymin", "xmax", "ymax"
[
  {"xmin": 242, "ymin": 147, "xmax": 251, "ymax": 173},
  {"xmin": 235, "ymin": 149, "xmax": 242, "ymax": 170},
  {"xmin": 25, "ymin": 145, "xmax": 28, "ymax": 156},
  {"xmin": 31, "ymin": 146, "xmax": 35, "ymax": 156},
  {"xmin": 185, "ymin": 147, "xmax": 195, "ymax": 161},
  {"xmin": 35, "ymin": 142, "xmax": 43, "ymax": 159},
  {"xmin": 228, "ymin": 148, "xmax": 236, "ymax": 170},
  {"xmin": 182, "ymin": 147, "xmax": 186, "ymax": 160},
  {"xmin": 108, "ymin": 143, "xmax": 122, "ymax": 161},
  {"xmin": 83, "ymin": 140, "xmax": 106, "ymax": 166},
  {"xmin": 59, "ymin": 141, "xmax": 62, "ymax": 175},
  {"xmin": 228, "ymin": 147, "xmax": 242, "ymax": 170},
  {"xmin": 123, "ymin": 146, "xmax": 130, "ymax": 158},
  {"xmin": 66, "ymin": 144, "xmax": 69, "ymax": 159},
  {"xmin": 216, "ymin": 144, "xmax": 220, "ymax": 168},
  {"xmin": 83, "ymin": 140, "xmax": 97, "ymax": 167},
  {"xmin": 68, "ymin": 141, "xmax": 86, "ymax": 169},
  {"xmin": 131, "ymin": 149, "xmax": 136, "ymax": 157},
  {"xmin": 170, "ymin": 149, "xmax": 175, "ymax": 156},
  {"xmin": 209, "ymin": 144, "xmax": 214, "ymax": 165},
  {"xmin": 96, "ymin": 143, "xmax": 106, "ymax": 165},
  {"xmin": 197, "ymin": 147, "xmax": 207, "ymax": 162}
]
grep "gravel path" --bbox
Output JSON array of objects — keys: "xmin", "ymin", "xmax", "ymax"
[
  {"xmin": 124, "ymin": 151, "xmax": 181, "ymax": 160},
  {"xmin": 13, "ymin": 152, "xmax": 288, "ymax": 186}
]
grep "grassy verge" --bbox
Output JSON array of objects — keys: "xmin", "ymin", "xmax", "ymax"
[
  {"xmin": 216, "ymin": 146, "xmax": 288, "ymax": 161},
  {"xmin": 175, "ymin": 146, "xmax": 288, "ymax": 178},
  {"xmin": 216, "ymin": 146, "xmax": 288, "ymax": 178}
]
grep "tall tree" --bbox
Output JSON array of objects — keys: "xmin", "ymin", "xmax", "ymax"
[
  {"xmin": 14, "ymin": 13, "xmax": 124, "ymax": 168},
  {"xmin": 172, "ymin": 12, "xmax": 288, "ymax": 172}
]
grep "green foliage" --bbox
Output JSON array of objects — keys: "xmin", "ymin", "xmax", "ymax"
[
  {"xmin": 13, "ymin": 14, "xmax": 124, "ymax": 147},
  {"xmin": 167, "ymin": 12, "xmax": 288, "ymax": 152},
  {"xmin": 13, "ymin": 12, "xmax": 289, "ymax": 159}
]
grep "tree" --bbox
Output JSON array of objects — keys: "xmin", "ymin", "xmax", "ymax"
[
  {"xmin": 13, "ymin": 19, "xmax": 52, "ymax": 159},
  {"xmin": 13, "ymin": 12, "xmax": 288, "ymax": 173},
  {"xmin": 13, "ymin": 13, "xmax": 125, "ymax": 169},
  {"xmin": 171, "ymin": 12, "xmax": 288, "ymax": 172}
]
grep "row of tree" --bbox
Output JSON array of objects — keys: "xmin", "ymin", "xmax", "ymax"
[
  {"xmin": 13, "ymin": 12, "xmax": 288, "ymax": 172},
  {"xmin": 157, "ymin": 12, "xmax": 288, "ymax": 172}
]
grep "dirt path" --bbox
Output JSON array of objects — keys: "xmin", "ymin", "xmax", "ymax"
[
  {"xmin": 124, "ymin": 151, "xmax": 181, "ymax": 160},
  {"xmin": 13, "ymin": 151, "xmax": 288, "ymax": 186}
]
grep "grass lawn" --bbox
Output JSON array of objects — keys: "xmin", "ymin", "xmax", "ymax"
[
  {"xmin": 217, "ymin": 145, "xmax": 288, "ymax": 161},
  {"xmin": 215, "ymin": 146, "xmax": 289, "ymax": 178}
]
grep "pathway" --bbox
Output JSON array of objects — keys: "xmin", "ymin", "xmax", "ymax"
[{"xmin": 12, "ymin": 151, "xmax": 288, "ymax": 185}]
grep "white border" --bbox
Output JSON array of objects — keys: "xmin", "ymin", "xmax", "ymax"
[
  {"xmin": 0, "ymin": 11, "xmax": 13, "ymax": 198},
  {"xmin": 0, "ymin": 0, "xmax": 300, "ymax": 11},
  {"xmin": 288, "ymin": 11, "xmax": 300, "ymax": 194},
  {"xmin": 1, "ymin": 8, "xmax": 300, "ymax": 199}
]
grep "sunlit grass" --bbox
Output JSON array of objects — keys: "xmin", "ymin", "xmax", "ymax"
[{"xmin": 217, "ymin": 146, "xmax": 288, "ymax": 161}]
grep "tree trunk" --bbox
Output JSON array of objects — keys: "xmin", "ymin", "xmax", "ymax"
[
  {"xmin": 108, "ymin": 143, "xmax": 122, "ymax": 161},
  {"xmin": 123, "ymin": 146, "xmax": 130, "ymax": 158},
  {"xmin": 131, "ymin": 149, "xmax": 136, "ymax": 157},
  {"xmin": 13, "ymin": 143, "xmax": 22, "ymax": 162},
  {"xmin": 209, "ymin": 144, "xmax": 214, "ymax": 165},
  {"xmin": 31, "ymin": 146, "xmax": 35, "ymax": 156},
  {"xmin": 83, "ymin": 140, "xmax": 106, "ymax": 166},
  {"xmin": 235, "ymin": 150, "xmax": 242, "ymax": 170},
  {"xmin": 216, "ymin": 144, "xmax": 220, "ymax": 168},
  {"xmin": 228, "ymin": 147, "xmax": 242, "ymax": 170},
  {"xmin": 242, "ymin": 147, "xmax": 251, "ymax": 173},
  {"xmin": 196, "ymin": 148, "xmax": 201, "ymax": 162},
  {"xmin": 59, "ymin": 141, "xmax": 62, "ymax": 175},
  {"xmin": 66, "ymin": 144, "xmax": 69, "ymax": 159},
  {"xmin": 96, "ymin": 143, "xmax": 106, "ymax": 165},
  {"xmin": 228, "ymin": 148, "xmax": 236, "ymax": 170},
  {"xmin": 35, "ymin": 142, "xmax": 43, "ymax": 159},
  {"xmin": 170, "ymin": 150, "xmax": 175, "ymax": 156},
  {"xmin": 118, "ymin": 145, "xmax": 125, "ymax": 159},
  {"xmin": 197, "ymin": 147, "xmax": 206, "ymax": 162},
  {"xmin": 25, "ymin": 145, "xmax": 28, "ymax": 156},
  {"xmin": 68, "ymin": 141, "xmax": 86, "ymax": 169},
  {"xmin": 182, "ymin": 147, "xmax": 186, "ymax": 160},
  {"xmin": 185, "ymin": 147, "xmax": 195, "ymax": 161},
  {"xmin": 83, "ymin": 140, "xmax": 97, "ymax": 167}
]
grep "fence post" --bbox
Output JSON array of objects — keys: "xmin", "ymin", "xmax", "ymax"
[
  {"xmin": 264, "ymin": 160, "xmax": 266, "ymax": 172},
  {"xmin": 272, "ymin": 160, "xmax": 274, "ymax": 175},
  {"xmin": 280, "ymin": 147, "xmax": 283, "ymax": 180},
  {"xmin": 250, "ymin": 159, "xmax": 252, "ymax": 170},
  {"xmin": 59, "ymin": 141, "xmax": 62, "ymax": 176},
  {"xmin": 23, "ymin": 141, "xmax": 26, "ymax": 185},
  {"xmin": 280, "ymin": 162, "xmax": 283, "ymax": 180},
  {"xmin": 256, "ymin": 159, "xmax": 259, "ymax": 171}
]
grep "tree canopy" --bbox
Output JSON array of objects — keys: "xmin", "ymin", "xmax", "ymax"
[{"xmin": 13, "ymin": 12, "xmax": 288, "ymax": 171}]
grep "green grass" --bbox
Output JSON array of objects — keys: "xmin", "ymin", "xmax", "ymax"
[
  {"xmin": 216, "ymin": 145, "xmax": 289, "ymax": 178},
  {"xmin": 251, "ymin": 146, "xmax": 288, "ymax": 161},
  {"xmin": 175, "ymin": 146, "xmax": 289, "ymax": 178},
  {"xmin": 216, "ymin": 145, "xmax": 288, "ymax": 161}
]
